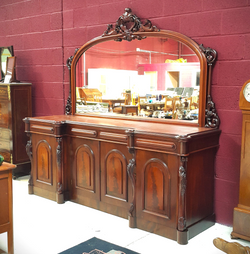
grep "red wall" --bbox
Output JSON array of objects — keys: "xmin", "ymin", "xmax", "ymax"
[{"xmin": 1, "ymin": 0, "xmax": 250, "ymax": 226}]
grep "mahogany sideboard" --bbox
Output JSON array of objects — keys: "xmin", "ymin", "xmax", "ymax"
[
  {"xmin": 0, "ymin": 162, "xmax": 16, "ymax": 254},
  {"xmin": 0, "ymin": 83, "xmax": 32, "ymax": 178},
  {"xmin": 24, "ymin": 115, "xmax": 220, "ymax": 244},
  {"xmin": 23, "ymin": 8, "xmax": 222, "ymax": 245}
]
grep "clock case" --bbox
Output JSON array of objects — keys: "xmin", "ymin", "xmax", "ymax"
[{"xmin": 231, "ymin": 79, "xmax": 250, "ymax": 241}]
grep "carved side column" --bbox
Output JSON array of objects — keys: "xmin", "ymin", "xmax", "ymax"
[
  {"xmin": 24, "ymin": 117, "xmax": 33, "ymax": 194},
  {"xmin": 177, "ymin": 156, "xmax": 188, "ymax": 244},
  {"xmin": 54, "ymin": 121, "xmax": 65, "ymax": 204},
  {"xmin": 26, "ymin": 134, "xmax": 33, "ymax": 194},
  {"xmin": 126, "ymin": 129, "xmax": 136, "ymax": 228}
]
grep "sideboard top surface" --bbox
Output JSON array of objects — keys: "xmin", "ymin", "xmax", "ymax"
[{"xmin": 26, "ymin": 115, "xmax": 220, "ymax": 137}]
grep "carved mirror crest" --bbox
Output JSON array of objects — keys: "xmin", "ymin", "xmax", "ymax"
[{"xmin": 67, "ymin": 8, "xmax": 219, "ymax": 128}]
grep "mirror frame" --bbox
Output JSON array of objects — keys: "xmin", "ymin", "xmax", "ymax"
[
  {"xmin": 67, "ymin": 8, "xmax": 219, "ymax": 128},
  {"xmin": 0, "ymin": 45, "xmax": 14, "ymax": 82}
]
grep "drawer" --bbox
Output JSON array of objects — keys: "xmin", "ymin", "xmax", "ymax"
[
  {"xmin": 0, "ymin": 87, "xmax": 8, "ymax": 100},
  {"xmin": 30, "ymin": 123, "xmax": 54, "ymax": 134},
  {"xmin": 70, "ymin": 127, "xmax": 97, "ymax": 138},
  {"xmin": 0, "ymin": 139, "xmax": 11, "ymax": 151},
  {"xmin": 0, "ymin": 128, "xmax": 11, "ymax": 140},
  {"xmin": 0, "ymin": 151, "xmax": 11, "ymax": 163},
  {"xmin": 135, "ymin": 137, "xmax": 176, "ymax": 152}
]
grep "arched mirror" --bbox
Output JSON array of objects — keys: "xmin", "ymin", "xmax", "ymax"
[
  {"xmin": 0, "ymin": 46, "xmax": 14, "ymax": 82},
  {"xmin": 67, "ymin": 8, "xmax": 219, "ymax": 128}
]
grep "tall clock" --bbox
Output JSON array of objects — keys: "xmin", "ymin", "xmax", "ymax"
[{"xmin": 231, "ymin": 79, "xmax": 250, "ymax": 241}]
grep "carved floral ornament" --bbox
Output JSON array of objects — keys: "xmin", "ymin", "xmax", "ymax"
[{"xmin": 102, "ymin": 8, "xmax": 159, "ymax": 41}]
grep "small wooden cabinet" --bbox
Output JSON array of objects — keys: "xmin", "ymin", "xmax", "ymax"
[
  {"xmin": 0, "ymin": 162, "xmax": 16, "ymax": 254},
  {"xmin": 0, "ymin": 83, "xmax": 32, "ymax": 178}
]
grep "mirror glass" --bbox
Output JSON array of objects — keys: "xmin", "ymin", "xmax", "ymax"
[
  {"xmin": 75, "ymin": 37, "xmax": 200, "ymax": 122},
  {"xmin": 0, "ymin": 46, "xmax": 13, "ymax": 81}
]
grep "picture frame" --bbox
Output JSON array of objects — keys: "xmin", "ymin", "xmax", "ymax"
[{"xmin": 4, "ymin": 56, "xmax": 16, "ymax": 83}]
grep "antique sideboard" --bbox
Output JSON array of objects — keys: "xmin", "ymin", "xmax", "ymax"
[{"xmin": 24, "ymin": 8, "xmax": 221, "ymax": 244}]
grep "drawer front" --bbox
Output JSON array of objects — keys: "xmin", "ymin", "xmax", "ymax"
[
  {"xmin": 0, "ymin": 151, "xmax": 11, "ymax": 163},
  {"xmin": 30, "ymin": 123, "xmax": 54, "ymax": 134},
  {"xmin": 0, "ymin": 86, "xmax": 8, "ymax": 100},
  {"xmin": 0, "ymin": 128, "xmax": 11, "ymax": 140},
  {"xmin": 135, "ymin": 137, "xmax": 177, "ymax": 152}
]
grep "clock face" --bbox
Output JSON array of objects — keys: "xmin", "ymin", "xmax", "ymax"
[{"xmin": 243, "ymin": 82, "xmax": 250, "ymax": 102}]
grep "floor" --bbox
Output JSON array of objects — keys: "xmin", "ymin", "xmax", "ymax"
[{"xmin": 1, "ymin": 176, "xmax": 250, "ymax": 254}]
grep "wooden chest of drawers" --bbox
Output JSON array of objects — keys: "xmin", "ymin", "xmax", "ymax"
[{"xmin": 0, "ymin": 83, "xmax": 32, "ymax": 178}]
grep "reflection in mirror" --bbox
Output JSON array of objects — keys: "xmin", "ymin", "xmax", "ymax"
[
  {"xmin": 0, "ymin": 46, "xmax": 14, "ymax": 81},
  {"xmin": 75, "ymin": 37, "xmax": 200, "ymax": 122}
]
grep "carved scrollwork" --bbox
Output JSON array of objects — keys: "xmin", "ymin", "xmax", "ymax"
[
  {"xmin": 126, "ymin": 129, "xmax": 136, "ymax": 218},
  {"xmin": 66, "ymin": 48, "xmax": 79, "ymax": 70},
  {"xmin": 26, "ymin": 135, "xmax": 33, "ymax": 187},
  {"xmin": 102, "ymin": 8, "xmax": 159, "ymax": 41},
  {"xmin": 179, "ymin": 165, "xmax": 187, "ymax": 196},
  {"xmin": 178, "ymin": 217, "xmax": 187, "ymax": 231},
  {"xmin": 65, "ymin": 94, "xmax": 72, "ymax": 115},
  {"xmin": 199, "ymin": 44, "xmax": 217, "ymax": 66},
  {"xmin": 66, "ymin": 48, "xmax": 79, "ymax": 115},
  {"xmin": 127, "ymin": 158, "xmax": 136, "ymax": 217},
  {"xmin": 56, "ymin": 137, "xmax": 63, "ymax": 195},
  {"xmin": 205, "ymin": 95, "xmax": 220, "ymax": 128},
  {"xmin": 56, "ymin": 137, "xmax": 62, "ymax": 169},
  {"xmin": 178, "ymin": 156, "xmax": 188, "ymax": 232}
]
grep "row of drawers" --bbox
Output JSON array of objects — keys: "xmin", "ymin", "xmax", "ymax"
[{"xmin": 29, "ymin": 122, "xmax": 177, "ymax": 153}]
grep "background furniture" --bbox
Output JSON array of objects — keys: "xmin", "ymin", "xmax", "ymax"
[
  {"xmin": 231, "ymin": 80, "xmax": 250, "ymax": 241},
  {"xmin": 0, "ymin": 83, "xmax": 32, "ymax": 178},
  {"xmin": 0, "ymin": 162, "xmax": 16, "ymax": 254}
]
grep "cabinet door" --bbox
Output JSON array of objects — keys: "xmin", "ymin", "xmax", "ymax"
[
  {"xmin": 136, "ymin": 150, "xmax": 178, "ymax": 229},
  {"xmin": 100, "ymin": 142, "xmax": 132, "ymax": 210},
  {"xmin": 70, "ymin": 137, "xmax": 100, "ymax": 205},
  {"xmin": 32, "ymin": 134, "xmax": 57, "ymax": 197}
]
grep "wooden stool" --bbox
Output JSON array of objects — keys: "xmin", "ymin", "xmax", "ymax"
[
  {"xmin": 213, "ymin": 237, "xmax": 250, "ymax": 254},
  {"xmin": 0, "ymin": 162, "xmax": 16, "ymax": 254}
]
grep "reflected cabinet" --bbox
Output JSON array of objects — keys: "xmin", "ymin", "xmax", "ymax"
[{"xmin": 24, "ymin": 8, "xmax": 221, "ymax": 244}]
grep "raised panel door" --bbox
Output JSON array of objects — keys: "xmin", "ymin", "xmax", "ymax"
[
  {"xmin": 70, "ymin": 137, "xmax": 100, "ymax": 206},
  {"xmin": 100, "ymin": 142, "xmax": 132, "ymax": 210},
  {"xmin": 135, "ymin": 150, "xmax": 178, "ymax": 238}
]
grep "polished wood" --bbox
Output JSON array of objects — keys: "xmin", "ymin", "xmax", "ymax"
[
  {"xmin": 0, "ymin": 83, "xmax": 32, "ymax": 178},
  {"xmin": 0, "ymin": 162, "xmax": 16, "ymax": 254},
  {"xmin": 24, "ymin": 115, "xmax": 220, "ymax": 244},
  {"xmin": 68, "ymin": 8, "xmax": 219, "ymax": 128},
  {"xmin": 232, "ymin": 79, "xmax": 250, "ymax": 241},
  {"xmin": 213, "ymin": 238, "xmax": 250, "ymax": 254},
  {"xmin": 24, "ymin": 8, "xmax": 220, "ymax": 245}
]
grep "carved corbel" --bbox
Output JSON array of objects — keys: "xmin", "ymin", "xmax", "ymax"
[
  {"xmin": 126, "ymin": 128, "xmax": 136, "ymax": 228},
  {"xmin": 177, "ymin": 156, "xmax": 188, "ymax": 244},
  {"xmin": 56, "ymin": 137, "xmax": 64, "ymax": 204},
  {"xmin": 26, "ymin": 134, "xmax": 34, "ymax": 194}
]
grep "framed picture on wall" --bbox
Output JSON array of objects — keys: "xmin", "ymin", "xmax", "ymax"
[{"xmin": 4, "ymin": 56, "xmax": 16, "ymax": 83}]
